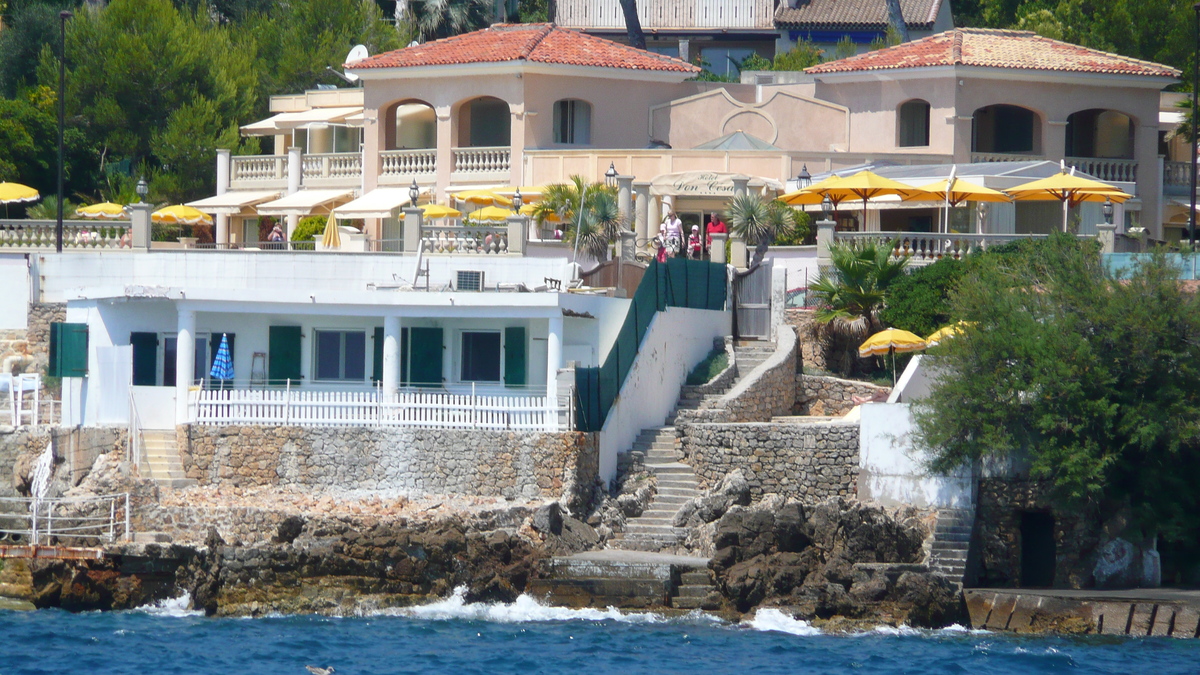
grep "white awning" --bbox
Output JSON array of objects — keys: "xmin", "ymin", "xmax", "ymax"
[
  {"xmin": 186, "ymin": 190, "xmax": 281, "ymax": 215},
  {"xmin": 239, "ymin": 107, "xmax": 363, "ymax": 136},
  {"xmin": 331, "ymin": 188, "xmax": 417, "ymax": 220},
  {"xmin": 649, "ymin": 171, "xmax": 785, "ymax": 197},
  {"xmin": 255, "ymin": 189, "xmax": 355, "ymax": 217}
]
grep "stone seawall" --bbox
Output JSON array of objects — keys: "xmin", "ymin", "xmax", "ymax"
[
  {"xmin": 680, "ymin": 421, "xmax": 858, "ymax": 502},
  {"xmin": 795, "ymin": 374, "xmax": 890, "ymax": 417},
  {"xmin": 179, "ymin": 425, "xmax": 599, "ymax": 508},
  {"xmin": 0, "ymin": 426, "xmax": 124, "ymax": 498}
]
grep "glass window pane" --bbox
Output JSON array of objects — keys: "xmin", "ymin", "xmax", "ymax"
[
  {"xmin": 316, "ymin": 331, "xmax": 342, "ymax": 380},
  {"xmin": 461, "ymin": 332, "xmax": 501, "ymax": 382},
  {"xmin": 344, "ymin": 332, "xmax": 366, "ymax": 381},
  {"xmin": 163, "ymin": 337, "xmax": 177, "ymax": 386}
]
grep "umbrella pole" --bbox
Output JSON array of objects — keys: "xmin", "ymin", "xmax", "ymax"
[{"xmin": 891, "ymin": 348, "xmax": 897, "ymax": 388}]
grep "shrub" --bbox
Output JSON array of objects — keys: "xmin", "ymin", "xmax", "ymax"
[
  {"xmin": 291, "ymin": 215, "xmax": 326, "ymax": 250},
  {"xmin": 686, "ymin": 348, "xmax": 729, "ymax": 385},
  {"xmin": 879, "ymin": 257, "xmax": 965, "ymax": 338}
]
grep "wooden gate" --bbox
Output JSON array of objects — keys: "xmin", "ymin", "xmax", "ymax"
[{"xmin": 734, "ymin": 263, "xmax": 772, "ymax": 340}]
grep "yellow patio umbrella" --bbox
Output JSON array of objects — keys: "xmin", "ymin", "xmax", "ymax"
[
  {"xmin": 903, "ymin": 177, "xmax": 1010, "ymax": 233},
  {"xmin": 468, "ymin": 205, "xmax": 516, "ymax": 221},
  {"xmin": 494, "ymin": 186, "xmax": 545, "ymax": 202},
  {"xmin": 926, "ymin": 321, "xmax": 974, "ymax": 347},
  {"xmin": 75, "ymin": 202, "xmax": 129, "ymax": 220},
  {"xmin": 859, "ymin": 328, "xmax": 927, "ymax": 386},
  {"xmin": 420, "ymin": 203, "xmax": 462, "ymax": 219},
  {"xmin": 0, "ymin": 182, "xmax": 39, "ymax": 204},
  {"xmin": 452, "ymin": 190, "xmax": 513, "ymax": 207},
  {"xmin": 778, "ymin": 175, "xmax": 845, "ymax": 206},
  {"xmin": 819, "ymin": 171, "xmax": 929, "ymax": 227},
  {"xmin": 152, "ymin": 204, "xmax": 213, "ymax": 226},
  {"xmin": 321, "ymin": 217, "xmax": 341, "ymax": 249},
  {"xmin": 1004, "ymin": 172, "xmax": 1132, "ymax": 231},
  {"xmin": 520, "ymin": 203, "xmax": 560, "ymax": 222}
]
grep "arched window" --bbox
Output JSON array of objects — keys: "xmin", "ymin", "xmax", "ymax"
[
  {"xmin": 457, "ymin": 96, "xmax": 511, "ymax": 147},
  {"xmin": 1065, "ymin": 109, "xmax": 1134, "ymax": 159},
  {"xmin": 553, "ymin": 99, "xmax": 592, "ymax": 145},
  {"xmin": 383, "ymin": 100, "xmax": 436, "ymax": 150},
  {"xmin": 972, "ymin": 104, "xmax": 1041, "ymax": 154},
  {"xmin": 897, "ymin": 99, "xmax": 930, "ymax": 147}
]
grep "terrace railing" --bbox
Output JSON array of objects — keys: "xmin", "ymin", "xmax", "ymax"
[
  {"xmin": 1165, "ymin": 160, "xmax": 1190, "ymax": 187},
  {"xmin": 1065, "ymin": 157, "xmax": 1137, "ymax": 183},
  {"xmin": 380, "ymin": 148, "xmax": 437, "ymax": 178},
  {"xmin": 0, "ymin": 493, "xmax": 130, "ymax": 546},
  {"xmin": 302, "ymin": 152, "xmax": 363, "ymax": 182},
  {"xmin": 231, "ymin": 155, "xmax": 288, "ymax": 183},
  {"xmin": 832, "ymin": 231, "xmax": 1095, "ymax": 265},
  {"xmin": 422, "ymin": 224, "xmax": 510, "ymax": 254},
  {"xmin": 0, "ymin": 220, "xmax": 130, "ymax": 250},
  {"xmin": 452, "ymin": 146, "xmax": 510, "ymax": 175}
]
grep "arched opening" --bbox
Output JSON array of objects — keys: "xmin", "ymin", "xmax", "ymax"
[
  {"xmin": 1066, "ymin": 109, "xmax": 1134, "ymax": 159},
  {"xmin": 456, "ymin": 96, "xmax": 511, "ymax": 147},
  {"xmin": 897, "ymin": 99, "xmax": 930, "ymax": 147},
  {"xmin": 383, "ymin": 100, "xmax": 436, "ymax": 150},
  {"xmin": 972, "ymin": 104, "xmax": 1041, "ymax": 154},
  {"xmin": 553, "ymin": 99, "xmax": 592, "ymax": 145}
]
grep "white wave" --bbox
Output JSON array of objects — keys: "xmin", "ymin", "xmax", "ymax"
[
  {"xmin": 134, "ymin": 592, "xmax": 203, "ymax": 617},
  {"xmin": 870, "ymin": 624, "xmax": 921, "ymax": 636},
  {"xmin": 743, "ymin": 608, "xmax": 821, "ymax": 636},
  {"xmin": 384, "ymin": 587, "xmax": 671, "ymax": 624},
  {"xmin": 938, "ymin": 623, "xmax": 990, "ymax": 635}
]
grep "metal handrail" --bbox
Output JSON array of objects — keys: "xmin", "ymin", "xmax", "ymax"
[{"xmin": 0, "ymin": 493, "xmax": 130, "ymax": 545}]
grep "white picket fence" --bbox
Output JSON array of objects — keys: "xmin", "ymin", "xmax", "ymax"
[{"xmin": 191, "ymin": 385, "xmax": 568, "ymax": 431}]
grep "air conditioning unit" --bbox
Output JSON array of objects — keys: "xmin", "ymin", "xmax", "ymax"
[{"xmin": 456, "ymin": 270, "xmax": 485, "ymax": 292}]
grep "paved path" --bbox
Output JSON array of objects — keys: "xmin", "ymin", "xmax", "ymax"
[{"xmin": 565, "ymin": 549, "xmax": 710, "ymax": 568}]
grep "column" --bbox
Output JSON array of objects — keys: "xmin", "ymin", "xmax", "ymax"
[
  {"xmin": 402, "ymin": 207, "xmax": 424, "ymax": 253},
  {"xmin": 175, "ymin": 308, "xmax": 196, "ymax": 425},
  {"xmin": 435, "ymin": 107, "xmax": 453, "ymax": 199},
  {"xmin": 1097, "ymin": 222, "xmax": 1116, "ymax": 254},
  {"xmin": 710, "ymin": 232, "xmax": 728, "ymax": 264},
  {"xmin": 508, "ymin": 105, "xmax": 525, "ymax": 188},
  {"xmin": 732, "ymin": 176, "xmax": 749, "ymax": 198},
  {"xmin": 382, "ymin": 315, "xmax": 401, "ymax": 396},
  {"xmin": 816, "ymin": 218, "xmax": 836, "ymax": 266},
  {"xmin": 617, "ymin": 175, "xmax": 634, "ymax": 224},
  {"xmin": 216, "ymin": 149, "xmax": 231, "ymax": 245},
  {"xmin": 286, "ymin": 146, "xmax": 303, "ymax": 238},
  {"xmin": 633, "ymin": 181, "xmax": 650, "ymax": 246},
  {"xmin": 506, "ymin": 215, "xmax": 527, "ymax": 255},
  {"xmin": 129, "ymin": 203, "xmax": 152, "ymax": 250},
  {"xmin": 546, "ymin": 316, "xmax": 562, "ymax": 416}
]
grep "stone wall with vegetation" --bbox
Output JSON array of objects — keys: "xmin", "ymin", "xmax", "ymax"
[
  {"xmin": 680, "ymin": 421, "xmax": 859, "ymax": 502},
  {"xmin": 677, "ymin": 328, "xmax": 797, "ymax": 426},
  {"xmin": 179, "ymin": 425, "xmax": 599, "ymax": 508},
  {"xmin": 786, "ymin": 309, "xmax": 830, "ymax": 371},
  {"xmin": 0, "ymin": 303, "xmax": 64, "ymax": 377},
  {"xmin": 795, "ymin": 374, "xmax": 891, "ymax": 417}
]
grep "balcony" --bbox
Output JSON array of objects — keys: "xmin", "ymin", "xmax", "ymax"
[
  {"xmin": 0, "ymin": 220, "xmax": 130, "ymax": 250},
  {"xmin": 556, "ymin": 0, "xmax": 775, "ymax": 30},
  {"xmin": 451, "ymin": 146, "xmax": 511, "ymax": 181},
  {"xmin": 379, "ymin": 148, "xmax": 437, "ymax": 184},
  {"xmin": 832, "ymin": 231, "xmax": 1097, "ymax": 266},
  {"xmin": 229, "ymin": 147, "xmax": 511, "ymax": 190},
  {"xmin": 1065, "ymin": 157, "xmax": 1137, "ymax": 183}
]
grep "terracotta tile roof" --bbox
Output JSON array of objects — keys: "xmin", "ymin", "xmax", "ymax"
[
  {"xmin": 806, "ymin": 28, "xmax": 1180, "ymax": 78},
  {"xmin": 775, "ymin": 0, "xmax": 943, "ymax": 30},
  {"xmin": 350, "ymin": 23, "xmax": 699, "ymax": 74}
]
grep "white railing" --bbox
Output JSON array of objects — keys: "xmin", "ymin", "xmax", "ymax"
[
  {"xmin": 452, "ymin": 146, "xmax": 510, "ymax": 174},
  {"xmin": 422, "ymin": 224, "xmax": 509, "ymax": 254},
  {"xmin": 231, "ymin": 155, "xmax": 288, "ymax": 182},
  {"xmin": 381, "ymin": 148, "xmax": 437, "ymax": 177},
  {"xmin": 1164, "ymin": 160, "xmax": 1190, "ymax": 187},
  {"xmin": 832, "ymin": 231, "xmax": 1094, "ymax": 265},
  {"xmin": 191, "ymin": 384, "xmax": 570, "ymax": 431},
  {"xmin": 0, "ymin": 493, "xmax": 130, "ymax": 546},
  {"xmin": 556, "ymin": 0, "xmax": 774, "ymax": 29},
  {"xmin": 128, "ymin": 390, "xmax": 142, "ymax": 470},
  {"xmin": 0, "ymin": 220, "xmax": 130, "ymax": 250},
  {"xmin": 970, "ymin": 152, "xmax": 1042, "ymax": 163},
  {"xmin": 302, "ymin": 152, "xmax": 363, "ymax": 181},
  {"xmin": 1065, "ymin": 157, "xmax": 1137, "ymax": 183}
]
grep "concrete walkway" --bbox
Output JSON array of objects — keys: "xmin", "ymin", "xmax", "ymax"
[
  {"xmin": 965, "ymin": 587, "xmax": 1200, "ymax": 637},
  {"xmin": 566, "ymin": 549, "xmax": 710, "ymax": 568}
]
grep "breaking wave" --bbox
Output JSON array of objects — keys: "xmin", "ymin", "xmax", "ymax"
[
  {"xmin": 742, "ymin": 608, "xmax": 822, "ymax": 636},
  {"xmin": 133, "ymin": 592, "xmax": 204, "ymax": 618},
  {"xmin": 379, "ymin": 586, "xmax": 682, "ymax": 624}
]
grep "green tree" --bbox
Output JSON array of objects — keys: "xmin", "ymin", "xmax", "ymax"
[
  {"xmin": 723, "ymin": 192, "xmax": 796, "ymax": 267},
  {"xmin": 832, "ymin": 36, "xmax": 857, "ymax": 61},
  {"xmin": 404, "ymin": 0, "xmax": 491, "ymax": 42},
  {"xmin": 773, "ymin": 40, "xmax": 822, "ymax": 71},
  {"xmin": 0, "ymin": 0, "xmax": 79, "ymax": 97},
  {"xmin": 879, "ymin": 257, "xmax": 966, "ymax": 337},
  {"xmin": 739, "ymin": 52, "xmax": 772, "ymax": 72},
  {"xmin": 913, "ymin": 234, "xmax": 1200, "ymax": 543},
  {"xmin": 151, "ymin": 98, "xmax": 244, "ymax": 203},
  {"xmin": 533, "ymin": 175, "xmax": 626, "ymax": 261}
]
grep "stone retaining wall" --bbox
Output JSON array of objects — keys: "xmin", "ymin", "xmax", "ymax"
[
  {"xmin": 787, "ymin": 309, "xmax": 829, "ymax": 371},
  {"xmin": 680, "ymin": 421, "xmax": 859, "ymax": 502},
  {"xmin": 1, "ymin": 303, "xmax": 64, "ymax": 376},
  {"xmin": 677, "ymin": 327, "xmax": 797, "ymax": 426},
  {"xmin": 179, "ymin": 425, "xmax": 599, "ymax": 508},
  {"xmin": 795, "ymin": 375, "xmax": 891, "ymax": 417}
]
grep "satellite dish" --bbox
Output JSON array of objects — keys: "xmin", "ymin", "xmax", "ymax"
[{"xmin": 343, "ymin": 44, "xmax": 369, "ymax": 82}]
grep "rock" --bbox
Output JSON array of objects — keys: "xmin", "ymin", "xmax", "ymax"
[
  {"xmin": 892, "ymin": 571, "xmax": 965, "ymax": 628},
  {"xmin": 672, "ymin": 469, "xmax": 753, "ymax": 528},
  {"xmin": 272, "ymin": 516, "xmax": 305, "ymax": 544},
  {"xmin": 617, "ymin": 493, "xmax": 644, "ymax": 518},
  {"xmin": 1094, "ymin": 538, "xmax": 1137, "ymax": 589},
  {"xmin": 532, "ymin": 502, "xmax": 564, "ymax": 536}
]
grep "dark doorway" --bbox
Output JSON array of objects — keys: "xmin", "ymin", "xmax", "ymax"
[{"xmin": 1020, "ymin": 511, "xmax": 1056, "ymax": 587}]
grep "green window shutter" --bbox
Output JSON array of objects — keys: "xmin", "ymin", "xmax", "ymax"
[
  {"xmin": 371, "ymin": 326, "xmax": 384, "ymax": 383},
  {"xmin": 503, "ymin": 326, "xmax": 527, "ymax": 387},
  {"xmin": 408, "ymin": 327, "xmax": 443, "ymax": 387},
  {"xmin": 130, "ymin": 332, "xmax": 159, "ymax": 386},
  {"xmin": 49, "ymin": 322, "xmax": 88, "ymax": 377},
  {"xmin": 268, "ymin": 325, "xmax": 302, "ymax": 384}
]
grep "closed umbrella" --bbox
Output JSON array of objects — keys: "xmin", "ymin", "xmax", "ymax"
[
  {"xmin": 208, "ymin": 333, "xmax": 234, "ymax": 390},
  {"xmin": 320, "ymin": 217, "xmax": 341, "ymax": 249},
  {"xmin": 859, "ymin": 328, "xmax": 927, "ymax": 386},
  {"xmin": 152, "ymin": 205, "xmax": 213, "ymax": 226},
  {"xmin": 75, "ymin": 202, "xmax": 129, "ymax": 220}
]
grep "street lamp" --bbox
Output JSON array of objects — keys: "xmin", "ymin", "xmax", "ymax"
[
  {"xmin": 136, "ymin": 176, "xmax": 148, "ymax": 204},
  {"xmin": 513, "ymin": 187, "xmax": 523, "ymax": 210},
  {"xmin": 796, "ymin": 164, "xmax": 811, "ymax": 190},
  {"xmin": 56, "ymin": 10, "xmax": 73, "ymax": 254},
  {"xmin": 409, "ymin": 178, "xmax": 420, "ymax": 206},
  {"xmin": 604, "ymin": 162, "xmax": 618, "ymax": 189},
  {"xmin": 821, "ymin": 194, "xmax": 833, "ymax": 222},
  {"xmin": 1103, "ymin": 198, "xmax": 1114, "ymax": 225}
]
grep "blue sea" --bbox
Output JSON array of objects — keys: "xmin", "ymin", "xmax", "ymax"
[{"xmin": 2, "ymin": 589, "xmax": 1199, "ymax": 675}]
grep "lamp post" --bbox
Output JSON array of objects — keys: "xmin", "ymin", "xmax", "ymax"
[
  {"xmin": 513, "ymin": 187, "xmax": 523, "ymax": 210},
  {"xmin": 1191, "ymin": 2, "xmax": 1200, "ymax": 247},
  {"xmin": 604, "ymin": 162, "xmax": 618, "ymax": 189},
  {"xmin": 1103, "ymin": 197, "xmax": 1114, "ymax": 226},
  {"xmin": 796, "ymin": 164, "xmax": 811, "ymax": 190},
  {"xmin": 136, "ymin": 177, "xmax": 148, "ymax": 204},
  {"xmin": 822, "ymin": 194, "xmax": 833, "ymax": 222},
  {"xmin": 56, "ymin": 10, "xmax": 73, "ymax": 254},
  {"xmin": 409, "ymin": 178, "xmax": 420, "ymax": 206}
]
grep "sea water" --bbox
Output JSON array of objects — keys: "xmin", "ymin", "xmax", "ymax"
[{"xmin": 2, "ymin": 589, "xmax": 1198, "ymax": 675}]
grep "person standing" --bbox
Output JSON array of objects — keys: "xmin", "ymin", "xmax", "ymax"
[
  {"xmin": 706, "ymin": 211, "xmax": 727, "ymax": 258},
  {"xmin": 661, "ymin": 211, "xmax": 683, "ymax": 257}
]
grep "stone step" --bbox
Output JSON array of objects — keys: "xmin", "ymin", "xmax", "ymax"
[
  {"xmin": 633, "ymin": 442, "xmax": 675, "ymax": 453},
  {"xmin": 622, "ymin": 525, "xmax": 691, "ymax": 536},
  {"xmin": 656, "ymin": 486, "xmax": 699, "ymax": 497},
  {"xmin": 936, "ymin": 524, "xmax": 973, "ymax": 534},
  {"xmin": 645, "ymin": 455, "xmax": 681, "ymax": 465},
  {"xmin": 934, "ymin": 532, "xmax": 972, "ymax": 543},
  {"xmin": 675, "ymin": 584, "xmax": 716, "ymax": 598},
  {"xmin": 540, "ymin": 557, "xmax": 674, "ymax": 581},
  {"xmin": 680, "ymin": 571, "xmax": 711, "ymax": 585},
  {"xmin": 646, "ymin": 462, "xmax": 695, "ymax": 474},
  {"xmin": 645, "ymin": 497, "xmax": 692, "ymax": 508},
  {"xmin": 670, "ymin": 596, "xmax": 714, "ymax": 610},
  {"xmin": 526, "ymin": 578, "xmax": 671, "ymax": 607},
  {"xmin": 626, "ymin": 517, "xmax": 678, "ymax": 527},
  {"xmin": 133, "ymin": 531, "xmax": 173, "ymax": 544},
  {"xmin": 930, "ymin": 552, "xmax": 967, "ymax": 564}
]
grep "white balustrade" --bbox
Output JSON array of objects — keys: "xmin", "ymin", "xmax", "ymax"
[
  {"xmin": 0, "ymin": 221, "xmax": 131, "ymax": 250},
  {"xmin": 452, "ymin": 146, "xmax": 511, "ymax": 174},
  {"xmin": 421, "ymin": 224, "xmax": 509, "ymax": 254},
  {"xmin": 1163, "ymin": 161, "xmax": 1190, "ymax": 187},
  {"xmin": 193, "ymin": 387, "xmax": 566, "ymax": 431},
  {"xmin": 832, "ymin": 231, "xmax": 1094, "ymax": 265},
  {"xmin": 970, "ymin": 152, "xmax": 1042, "ymax": 163},
  {"xmin": 231, "ymin": 155, "xmax": 287, "ymax": 182},
  {"xmin": 1065, "ymin": 157, "xmax": 1137, "ymax": 183},
  {"xmin": 381, "ymin": 149, "xmax": 437, "ymax": 176},
  {"xmin": 301, "ymin": 152, "xmax": 363, "ymax": 181}
]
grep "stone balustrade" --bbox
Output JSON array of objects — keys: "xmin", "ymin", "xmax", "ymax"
[
  {"xmin": 830, "ymin": 231, "xmax": 1099, "ymax": 266},
  {"xmin": 1164, "ymin": 160, "xmax": 1190, "ymax": 187},
  {"xmin": 452, "ymin": 146, "xmax": 510, "ymax": 175},
  {"xmin": 231, "ymin": 155, "xmax": 287, "ymax": 183},
  {"xmin": 380, "ymin": 148, "xmax": 437, "ymax": 178},
  {"xmin": 0, "ymin": 221, "xmax": 131, "ymax": 250},
  {"xmin": 421, "ymin": 224, "xmax": 510, "ymax": 255},
  {"xmin": 1065, "ymin": 156, "xmax": 1137, "ymax": 183}
]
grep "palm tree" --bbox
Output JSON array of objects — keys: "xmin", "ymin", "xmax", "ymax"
[
  {"xmin": 533, "ymin": 176, "xmax": 626, "ymax": 262},
  {"xmin": 808, "ymin": 240, "xmax": 908, "ymax": 373},
  {"xmin": 405, "ymin": 0, "xmax": 492, "ymax": 42},
  {"xmin": 723, "ymin": 192, "xmax": 796, "ymax": 267}
]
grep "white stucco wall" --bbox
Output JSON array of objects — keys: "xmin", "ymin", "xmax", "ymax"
[
  {"xmin": 597, "ymin": 306, "xmax": 731, "ymax": 484},
  {"xmin": 857, "ymin": 402, "xmax": 973, "ymax": 509},
  {"xmin": 0, "ymin": 254, "xmax": 30, "ymax": 330}
]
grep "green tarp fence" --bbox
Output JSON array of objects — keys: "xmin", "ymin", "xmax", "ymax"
[{"xmin": 574, "ymin": 258, "xmax": 726, "ymax": 432}]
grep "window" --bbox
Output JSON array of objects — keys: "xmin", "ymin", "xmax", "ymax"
[
  {"xmin": 315, "ymin": 330, "xmax": 366, "ymax": 381},
  {"xmin": 898, "ymin": 99, "xmax": 930, "ymax": 147},
  {"xmin": 553, "ymin": 100, "xmax": 592, "ymax": 145},
  {"xmin": 460, "ymin": 331, "xmax": 502, "ymax": 382},
  {"xmin": 48, "ymin": 322, "xmax": 88, "ymax": 377}
]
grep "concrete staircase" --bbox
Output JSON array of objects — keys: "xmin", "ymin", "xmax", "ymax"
[
  {"xmin": 139, "ymin": 430, "xmax": 196, "ymax": 489},
  {"xmin": 528, "ymin": 550, "xmax": 714, "ymax": 610},
  {"xmin": 608, "ymin": 426, "xmax": 699, "ymax": 552},
  {"xmin": 928, "ymin": 507, "xmax": 974, "ymax": 583}
]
